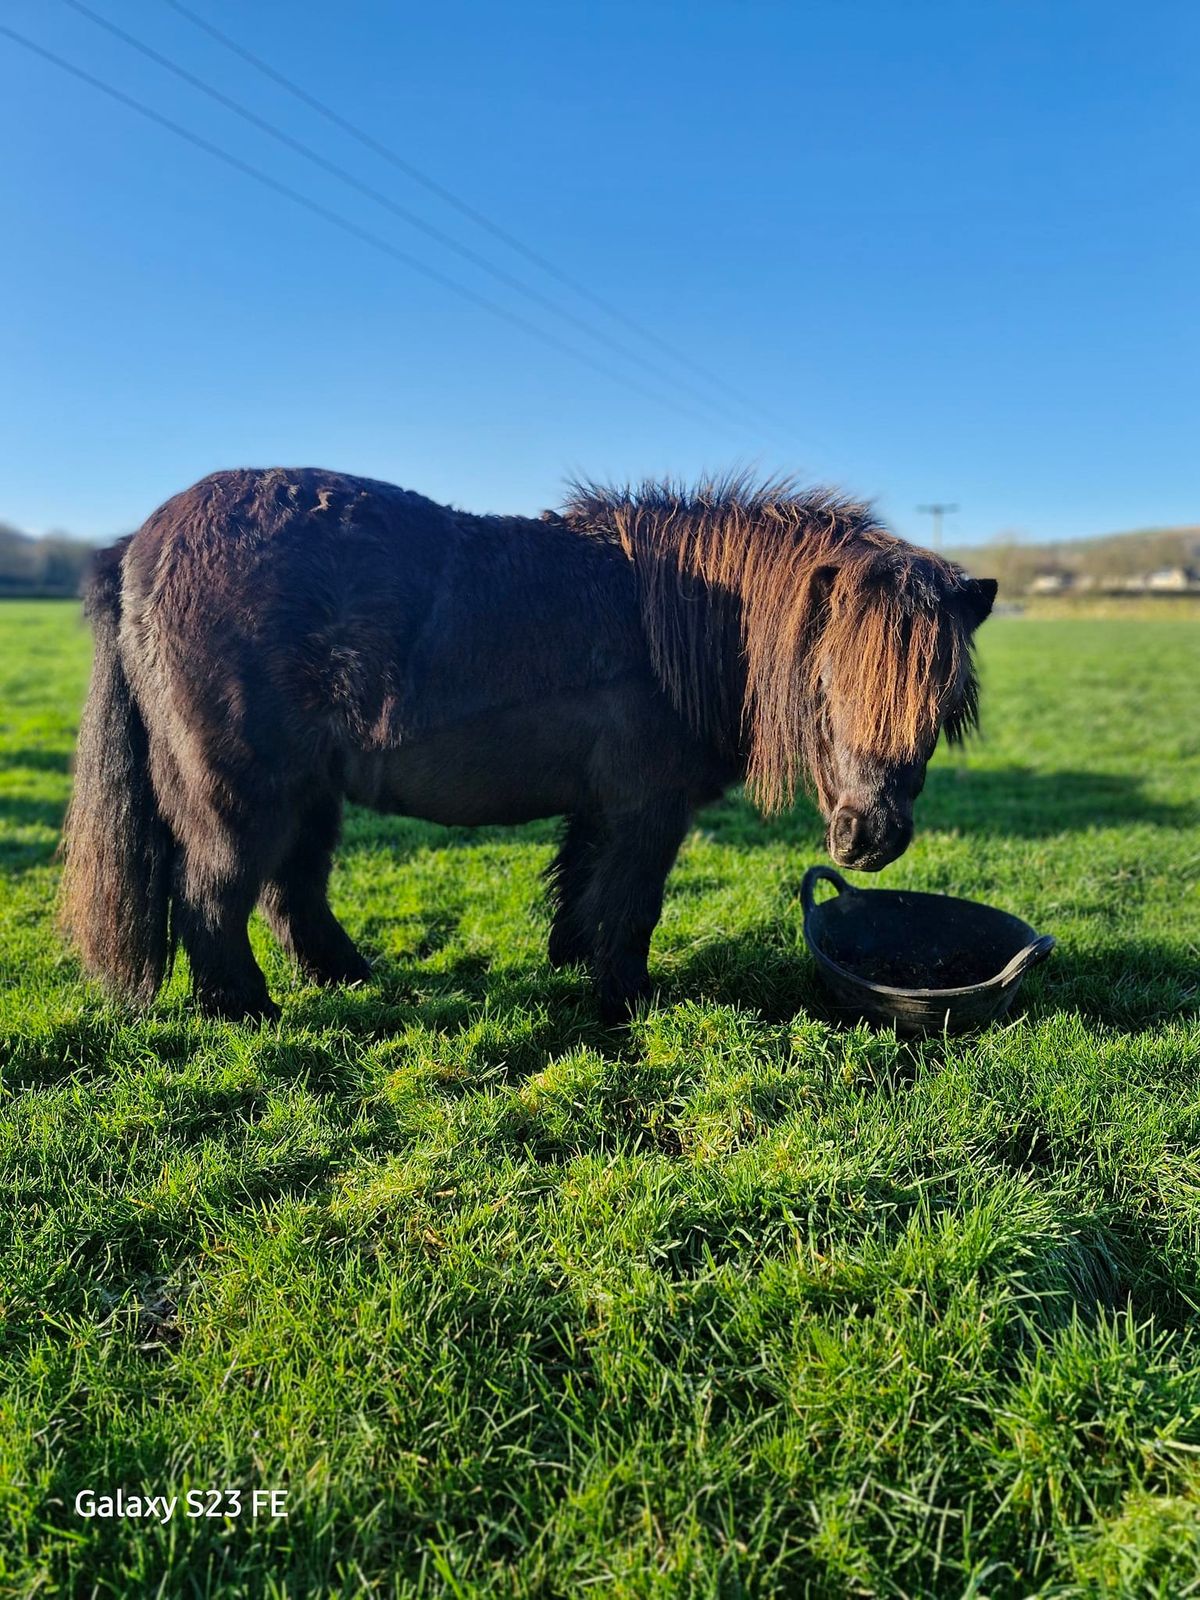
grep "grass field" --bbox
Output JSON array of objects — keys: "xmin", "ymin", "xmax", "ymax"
[{"xmin": 1, "ymin": 602, "xmax": 1198, "ymax": 1598}]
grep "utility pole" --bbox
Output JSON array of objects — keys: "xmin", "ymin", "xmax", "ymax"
[{"xmin": 917, "ymin": 502, "xmax": 958, "ymax": 551}]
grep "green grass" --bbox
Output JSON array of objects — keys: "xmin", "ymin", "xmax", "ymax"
[{"xmin": 1, "ymin": 601, "xmax": 1198, "ymax": 1599}]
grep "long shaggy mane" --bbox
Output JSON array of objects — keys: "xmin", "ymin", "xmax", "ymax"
[{"xmin": 563, "ymin": 473, "xmax": 982, "ymax": 812}]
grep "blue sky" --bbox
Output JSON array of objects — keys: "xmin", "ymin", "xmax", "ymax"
[{"xmin": 1, "ymin": 0, "xmax": 1196, "ymax": 545}]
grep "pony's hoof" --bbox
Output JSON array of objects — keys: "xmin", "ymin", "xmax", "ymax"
[
  {"xmin": 199, "ymin": 991, "xmax": 282, "ymax": 1024},
  {"xmin": 305, "ymin": 953, "xmax": 373, "ymax": 987},
  {"xmin": 597, "ymin": 982, "xmax": 652, "ymax": 1027}
]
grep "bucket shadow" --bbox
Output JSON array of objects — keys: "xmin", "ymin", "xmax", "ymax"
[{"xmin": 1029, "ymin": 939, "xmax": 1199, "ymax": 1031}]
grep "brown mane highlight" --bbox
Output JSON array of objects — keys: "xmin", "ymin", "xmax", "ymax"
[{"xmin": 564, "ymin": 473, "xmax": 981, "ymax": 812}]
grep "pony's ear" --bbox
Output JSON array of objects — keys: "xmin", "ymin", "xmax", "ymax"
[{"xmin": 963, "ymin": 577, "xmax": 998, "ymax": 626}]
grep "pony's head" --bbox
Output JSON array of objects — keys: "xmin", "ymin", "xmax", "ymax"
[
  {"xmin": 801, "ymin": 560, "xmax": 997, "ymax": 871},
  {"xmin": 562, "ymin": 476, "xmax": 997, "ymax": 872}
]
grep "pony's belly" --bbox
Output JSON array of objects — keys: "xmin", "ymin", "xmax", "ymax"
[
  {"xmin": 341, "ymin": 703, "xmax": 593, "ymax": 825},
  {"xmin": 340, "ymin": 684, "xmax": 726, "ymax": 825}
]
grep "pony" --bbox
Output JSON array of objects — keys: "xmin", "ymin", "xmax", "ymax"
[{"xmin": 61, "ymin": 468, "xmax": 995, "ymax": 1023}]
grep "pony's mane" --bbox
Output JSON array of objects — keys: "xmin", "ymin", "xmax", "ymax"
[{"xmin": 562, "ymin": 473, "xmax": 982, "ymax": 812}]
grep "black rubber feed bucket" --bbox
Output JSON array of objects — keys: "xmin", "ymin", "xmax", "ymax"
[{"xmin": 801, "ymin": 866, "xmax": 1054, "ymax": 1035}]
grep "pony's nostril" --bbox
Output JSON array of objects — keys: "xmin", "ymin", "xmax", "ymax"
[{"xmin": 832, "ymin": 809, "xmax": 866, "ymax": 854}]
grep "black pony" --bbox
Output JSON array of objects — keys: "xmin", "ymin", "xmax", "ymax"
[{"xmin": 62, "ymin": 469, "xmax": 995, "ymax": 1022}]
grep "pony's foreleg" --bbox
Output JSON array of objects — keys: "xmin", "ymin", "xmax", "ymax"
[
  {"xmin": 582, "ymin": 793, "xmax": 691, "ymax": 1024},
  {"xmin": 546, "ymin": 812, "xmax": 603, "ymax": 968},
  {"xmin": 258, "ymin": 792, "xmax": 371, "ymax": 986}
]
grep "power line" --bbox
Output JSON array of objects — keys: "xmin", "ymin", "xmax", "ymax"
[
  {"xmin": 158, "ymin": 0, "xmax": 783, "ymax": 434},
  {"xmin": 0, "ymin": 19, "xmax": 731, "ymax": 432},
  {"xmin": 62, "ymin": 0, "xmax": 761, "ymax": 437}
]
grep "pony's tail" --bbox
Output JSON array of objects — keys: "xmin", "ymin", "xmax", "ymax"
[{"xmin": 60, "ymin": 542, "xmax": 174, "ymax": 1004}]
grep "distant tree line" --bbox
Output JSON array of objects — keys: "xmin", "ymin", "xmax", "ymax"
[{"xmin": 0, "ymin": 523, "xmax": 95, "ymax": 598}]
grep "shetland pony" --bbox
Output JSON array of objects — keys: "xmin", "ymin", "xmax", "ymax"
[{"xmin": 61, "ymin": 469, "xmax": 995, "ymax": 1022}]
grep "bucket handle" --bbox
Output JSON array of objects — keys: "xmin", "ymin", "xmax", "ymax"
[
  {"xmin": 800, "ymin": 865, "xmax": 852, "ymax": 918},
  {"xmin": 996, "ymin": 933, "xmax": 1056, "ymax": 987}
]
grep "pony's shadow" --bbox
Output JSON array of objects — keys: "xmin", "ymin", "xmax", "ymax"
[
  {"xmin": 278, "ymin": 947, "xmax": 618, "ymax": 1068},
  {"xmin": 0, "ymin": 751, "xmax": 73, "ymax": 869},
  {"xmin": 0, "ymin": 795, "xmax": 64, "ymax": 831},
  {"xmin": 0, "ymin": 747, "xmax": 73, "ymax": 774},
  {"xmin": 0, "ymin": 793, "xmax": 66, "ymax": 871},
  {"xmin": 695, "ymin": 765, "xmax": 1193, "ymax": 851},
  {"xmin": 286, "ymin": 919, "xmax": 816, "ymax": 1051},
  {"xmin": 918, "ymin": 765, "xmax": 1195, "ymax": 836}
]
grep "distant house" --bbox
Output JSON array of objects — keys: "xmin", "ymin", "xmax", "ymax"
[
  {"xmin": 1029, "ymin": 570, "xmax": 1073, "ymax": 594},
  {"xmin": 1146, "ymin": 564, "xmax": 1200, "ymax": 592}
]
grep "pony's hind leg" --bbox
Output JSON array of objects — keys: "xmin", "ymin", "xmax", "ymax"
[
  {"xmin": 580, "ymin": 793, "xmax": 691, "ymax": 1024},
  {"xmin": 546, "ymin": 812, "xmax": 603, "ymax": 968},
  {"xmin": 172, "ymin": 831, "xmax": 279, "ymax": 1023},
  {"xmin": 258, "ymin": 792, "xmax": 371, "ymax": 987},
  {"xmin": 160, "ymin": 751, "xmax": 294, "ymax": 1022}
]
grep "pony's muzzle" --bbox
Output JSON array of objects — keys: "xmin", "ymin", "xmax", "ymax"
[
  {"xmin": 830, "ymin": 807, "xmax": 867, "ymax": 860},
  {"xmin": 828, "ymin": 806, "xmax": 911, "ymax": 872}
]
